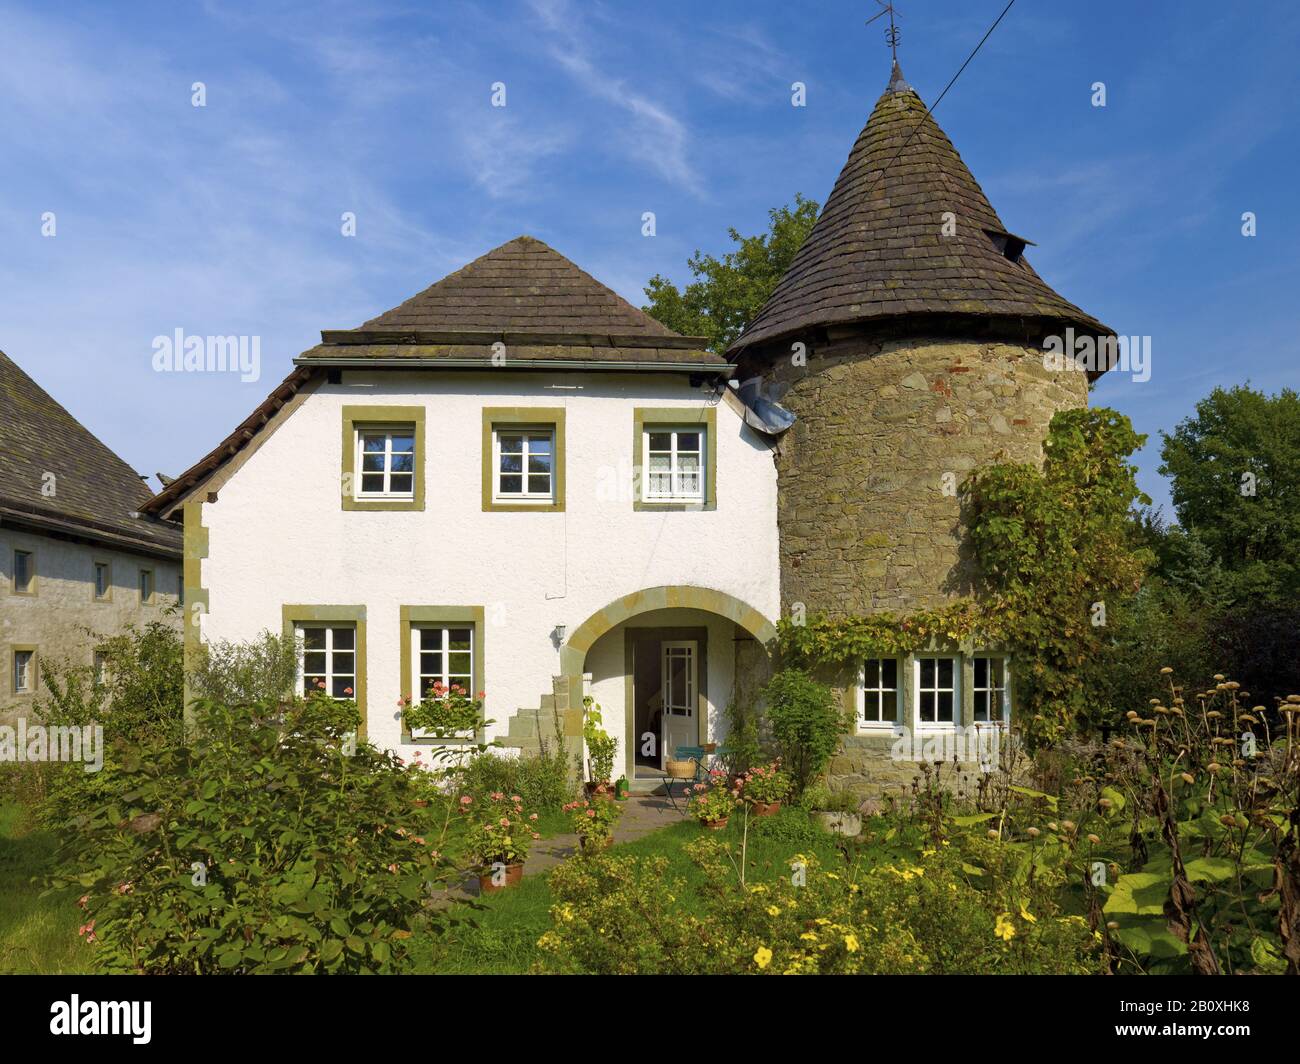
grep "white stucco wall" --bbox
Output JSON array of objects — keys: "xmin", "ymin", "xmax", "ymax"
[{"xmin": 196, "ymin": 369, "xmax": 780, "ymax": 759}]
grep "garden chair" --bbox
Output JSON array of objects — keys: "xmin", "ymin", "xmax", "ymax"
[{"xmin": 661, "ymin": 744, "xmax": 706, "ymax": 811}]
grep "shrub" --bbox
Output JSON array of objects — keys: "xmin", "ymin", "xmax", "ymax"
[
  {"xmin": 189, "ymin": 630, "xmax": 298, "ymax": 707},
  {"xmin": 453, "ymin": 748, "xmax": 573, "ymax": 813},
  {"xmin": 456, "ymin": 791, "xmax": 540, "ymax": 869},
  {"xmin": 760, "ymin": 669, "xmax": 847, "ymax": 796},
  {"xmin": 737, "ymin": 760, "xmax": 791, "ymax": 804},
  {"xmin": 563, "ymin": 795, "xmax": 623, "ymax": 849},
  {"xmin": 48, "ymin": 694, "xmax": 459, "ymax": 974},
  {"xmin": 686, "ymin": 771, "xmax": 738, "ymax": 825},
  {"xmin": 581, "ymin": 698, "xmax": 618, "ymax": 784}
]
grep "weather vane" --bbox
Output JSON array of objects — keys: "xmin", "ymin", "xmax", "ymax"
[{"xmin": 865, "ymin": 1, "xmax": 902, "ymax": 64}]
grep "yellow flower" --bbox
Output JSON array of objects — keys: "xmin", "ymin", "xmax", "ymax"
[
  {"xmin": 844, "ymin": 933, "xmax": 860, "ymax": 953},
  {"xmin": 800, "ymin": 931, "xmax": 818, "ymax": 941},
  {"xmin": 753, "ymin": 946, "xmax": 773, "ymax": 970},
  {"xmin": 558, "ymin": 904, "xmax": 574, "ymax": 922},
  {"xmin": 1018, "ymin": 905, "xmax": 1037, "ymax": 924},
  {"xmin": 994, "ymin": 913, "xmax": 1016, "ymax": 942},
  {"xmin": 767, "ymin": 905, "xmax": 781, "ymax": 917},
  {"xmin": 825, "ymin": 872, "xmax": 840, "ymax": 880}
]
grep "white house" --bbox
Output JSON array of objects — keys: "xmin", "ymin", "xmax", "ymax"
[{"xmin": 143, "ymin": 236, "xmax": 781, "ymax": 786}]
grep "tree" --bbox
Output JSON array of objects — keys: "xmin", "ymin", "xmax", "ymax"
[
  {"xmin": 1159, "ymin": 385, "xmax": 1300, "ymax": 604},
  {"xmin": 642, "ymin": 195, "xmax": 820, "ymax": 353}
]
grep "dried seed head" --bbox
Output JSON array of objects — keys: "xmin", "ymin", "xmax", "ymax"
[
  {"xmin": 1160, "ymin": 667, "xmax": 1173, "ymax": 675},
  {"xmin": 1087, "ymin": 833, "xmax": 1101, "ymax": 845}
]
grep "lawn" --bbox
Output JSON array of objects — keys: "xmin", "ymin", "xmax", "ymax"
[
  {"xmin": 409, "ymin": 807, "xmax": 849, "ymax": 974},
  {"xmin": 0, "ymin": 801, "xmax": 86, "ymax": 974}
]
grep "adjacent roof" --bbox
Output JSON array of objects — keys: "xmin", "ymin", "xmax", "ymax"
[
  {"xmin": 0, "ymin": 349, "xmax": 181, "ymax": 556},
  {"xmin": 297, "ymin": 235, "xmax": 726, "ymax": 371},
  {"xmin": 728, "ymin": 64, "xmax": 1109, "ymax": 356}
]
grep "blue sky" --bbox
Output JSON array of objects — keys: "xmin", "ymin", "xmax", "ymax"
[{"xmin": 2, "ymin": 0, "xmax": 1297, "ymax": 516}]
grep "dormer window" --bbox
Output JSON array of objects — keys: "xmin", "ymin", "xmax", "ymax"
[{"xmin": 984, "ymin": 227, "xmax": 1034, "ymax": 265}]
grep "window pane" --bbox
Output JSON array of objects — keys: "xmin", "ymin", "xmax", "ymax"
[
  {"xmin": 527, "ymin": 453, "xmax": 552, "ymax": 474},
  {"xmin": 448, "ymin": 653, "xmax": 471, "ymax": 676},
  {"xmin": 361, "ymin": 473, "xmax": 384, "ymax": 493},
  {"xmin": 937, "ymin": 691, "xmax": 954, "ymax": 722},
  {"xmin": 390, "ymin": 453, "xmax": 413, "ymax": 473},
  {"xmin": 302, "ymin": 628, "xmax": 326, "ymax": 650},
  {"xmin": 419, "ymin": 629, "xmax": 441, "ymax": 650},
  {"xmin": 304, "ymin": 674, "xmax": 326, "ymax": 693},
  {"xmin": 528, "ymin": 474, "xmax": 550, "ymax": 494},
  {"xmin": 938, "ymin": 658, "xmax": 954, "ymax": 688},
  {"xmin": 864, "ymin": 658, "xmax": 880, "ymax": 687},
  {"xmin": 331, "ymin": 627, "xmax": 355, "ymax": 650},
  {"xmin": 389, "ymin": 474, "xmax": 413, "ymax": 494},
  {"xmin": 499, "ymin": 474, "xmax": 522, "ymax": 494},
  {"xmin": 362, "ymin": 435, "xmax": 385, "ymax": 452},
  {"xmin": 499, "ymin": 434, "xmax": 523, "ymax": 453},
  {"xmin": 527, "ymin": 435, "xmax": 551, "ymax": 455},
  {"xmin": 678, "ymin": 453, "xmax": 700, "ymax": 473},
  {"xmin": 448, "ymin": 630, "xmax": 471, "ymax": 651},
  {"xmin": 420, "ymin": 652, "xmax": 441, "ymax": 676},
  {"xmin": 332, "ymin": 676, "xmax": 354, "ymax": 698},
  {"xmin": 304, "ymin": 652, "xmax": 327, "ymax": 673},
  {"xmin": 919, "ymin": 690, "xmax": 935, "ymax": 722},
  {"xmin": 361, "ymin": 453, "xmax": 385, "ymax": 472},
  {"xmin": 920, "ymin": 658, "xmax": 935, "ymax": 687},
  {"xmin": 989, "ymin": 659, "xmax": 1004, "ymax": 688},
  {"xmin": 390, "ymin": 435, "xmax": 414, "ymax": 452},
  {"xmin": 881, "ymin": 658, "xmax": 897, "ymax": 689},
  {"xmin": 974, "ymin": 657, "xmax": 988, "ymax": 687},
  {"xmin": 881, "ymin": 689, "xmax": 897, "ymax": 723},
  {"xmin": 648, "ymin": 432, "xmax": 672, "ymax": 451},
  {"xmin": 677, "ymin": 432, "xmax": 700, "ymax": 451},
  {"xmin": 332, "ymin": 652, "xmax": 355, "ymax": 675}
]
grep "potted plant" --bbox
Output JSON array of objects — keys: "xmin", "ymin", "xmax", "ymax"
[
  {"xmin": 401, "ymin": 682, "xmax": 484, "ymax": 738},
  {"xmin": 687, "ymin": 770, "xmax": 738, "ymax": 830},
  {"xmin": 458, "ymin": 792, "xmax": 540, "ymax": 892},
  {"xmin": 802, "ymin": 782, "xmax": 863, "ymax": 837},
  {"xmin": 738, "ymin": 760, "xmax": 790, "ymax": 817},
  {"xmin": 564, "ymin": 794, "xmax": 623, "ymax": 853},
  {"xmin": 582, "ymin": 697, "xmax": 618, "ymax": 795}
]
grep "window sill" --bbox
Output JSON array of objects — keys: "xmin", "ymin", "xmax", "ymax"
[
  {"xmin": 343, "ymin": 496, "xmax": 424, "ymax": 512},
  {"xmin": 634, "ymin": 499, "xmax": 711, "ymax": 512},
  {"xmin": 484, "ymin": 499, "xmax": 563, "ymax": 513}
]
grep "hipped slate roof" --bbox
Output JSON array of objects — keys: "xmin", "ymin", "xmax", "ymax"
[
  {"xmin": 728, "ymin": 65, "xmax": 1109, "ymax": 355},
  {"xmin": 297, "ymin": 235, "xmax": 725, "ymax": 370},
  {"xmin": 0, "ymin": 349, "xmax": 181, "ymax": 556}
]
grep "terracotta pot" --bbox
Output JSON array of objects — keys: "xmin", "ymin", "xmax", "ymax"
[
  {"xmin": 585, "ymin": 781, "xmax": 613, "ymax": 798},
  {"xmin": 703, "ymin": 817, "xmax": 730, "ymax": 830},
  {"xmin": 750, "ymin": 801, "xmax": 782, "ymax": 818},
  {"xmin": 478, "ymin": 862, "xmax": 524, "ymax": 893}
]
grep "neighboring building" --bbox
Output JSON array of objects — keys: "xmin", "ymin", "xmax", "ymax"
[
  {"xmin": 1, "ymin": 350, "xmax": 183, "ymax": 718},
  {"xmin": 141, "ymin": 63, "xmax": 1111, "ymax": 793}
]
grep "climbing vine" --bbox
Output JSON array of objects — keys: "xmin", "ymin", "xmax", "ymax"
[{"xmin": 778, "ymin": 408, "xmax": 1153, "ymax": 748}]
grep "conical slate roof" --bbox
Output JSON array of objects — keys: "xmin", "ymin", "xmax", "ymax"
[
  {"xmin": 359, "ymin": 235, "xmax": 675, "ymax": 337},
  {"xmin": 728, "ymin": 68, "xmax": 1108, "ymax": 355}
]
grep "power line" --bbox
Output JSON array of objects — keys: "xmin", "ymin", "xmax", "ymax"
[{"xmin": 862, "ymin": 0, "xmax": 1017, "ymax": 200}]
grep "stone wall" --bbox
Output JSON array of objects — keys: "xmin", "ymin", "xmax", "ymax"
[
  {"xmin": 0, "ymin": 525, "xmax": 181, "ymax": 722},
  {"xmin": 766, "ymin": 335, "xmax": 1089, "ymax": 618}
]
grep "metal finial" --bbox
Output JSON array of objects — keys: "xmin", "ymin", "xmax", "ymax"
[{"xmin": 865, "ymin": 1, "xmax": 902, "ymax": 65}]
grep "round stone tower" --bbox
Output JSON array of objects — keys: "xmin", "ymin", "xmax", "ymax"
[{"xmin": 729, "ymin": 63, "xmax": 1109, "ymax": 620}]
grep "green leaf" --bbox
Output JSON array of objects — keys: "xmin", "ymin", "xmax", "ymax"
[
  {"xmin": 950, "ymin": 813, "xmax": 996, "ymax": 826},
  {"xmin": 1113, "ymin": 921, "xmax": 1188, "ymax": 959},
  {"xmin": 1103, "ymin": 872, "xmax": 1169, "ymax": 915},
  {"xmin": 1183, "ymin": 856, "xmax": 1235, "ymax": 883}
]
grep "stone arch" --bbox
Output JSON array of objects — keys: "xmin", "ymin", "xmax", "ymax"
[{"xmin": 559, "ymin": 585, "xmax": 776, "ymax": 678}]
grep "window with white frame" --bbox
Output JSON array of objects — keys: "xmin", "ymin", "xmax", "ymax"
[
  {"xmin": 13, "ymin": 650, "xmax": 34, "ymax": 693},
  {"xmin": 973, "ymin": 656, "xmax": 1009, "ymax": 724},
  {"xmin": 915, "ymin": 656, "xmax": 958, "ymax": 726},
  {"xmin": 493, "ymin": 428, "xmax": 554, "ymax": 502},
  {"xmin": 356, "ymin": 427, "xmax": 415, "ymax": 499},
  {"xmin": 643, "ymin": 427, "xmax": 704, "ymax": 503},
  {"xmin": 859, "ymin": 657, "xmax": 899, "ymax": 727},
  {"xmin": 413, "ymin": 625, "xmax": 474, "ymax": 700},
  {"xmin": 297, "ymin": 625, "xmax": 357, "ymax": 699}
]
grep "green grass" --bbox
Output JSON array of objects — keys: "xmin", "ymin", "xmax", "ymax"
[
  {"xmin": 0, "ymin": 801, "xmax": 88, "ymax": 974},
  {"xmin": 410, "ymin": 807, "xmax": 847, "ymax": 973}
]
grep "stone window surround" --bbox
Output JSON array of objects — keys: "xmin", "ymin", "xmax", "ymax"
[
  {"xmin": 632, "ymin": 406, "xmax": 717, "ymax": 511},
  {"xmin": 847, "ymin": 650, "xmax": 1012, "ymax": 733},
  {"xmin": 398, "ymin": 605, "xmax": 485, "ymax": 746},
  {"xmin": 138, "ymin": 567, "xmax": 155, "ymax": 605},
  {"xmin": 282, "ymin": 604, "xmax": 369, "ymax": 739},
  {"xmin": 11, "ymin": 644, "xmax": 38, "ymax": 695},
  {"xmin": 11, "ymin": 547, "xmax": 37, "ymax": 596},
  {"xmin": 480, "ymin": 407, "xmax": 566, "ymax": 513},
  {"xmin": 340, "ymin": 405, "xmax": 427, "ymax": 512},
  {"xmin": 92, "ymin": 558, "xmax": 112, "ymax": 602}
]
